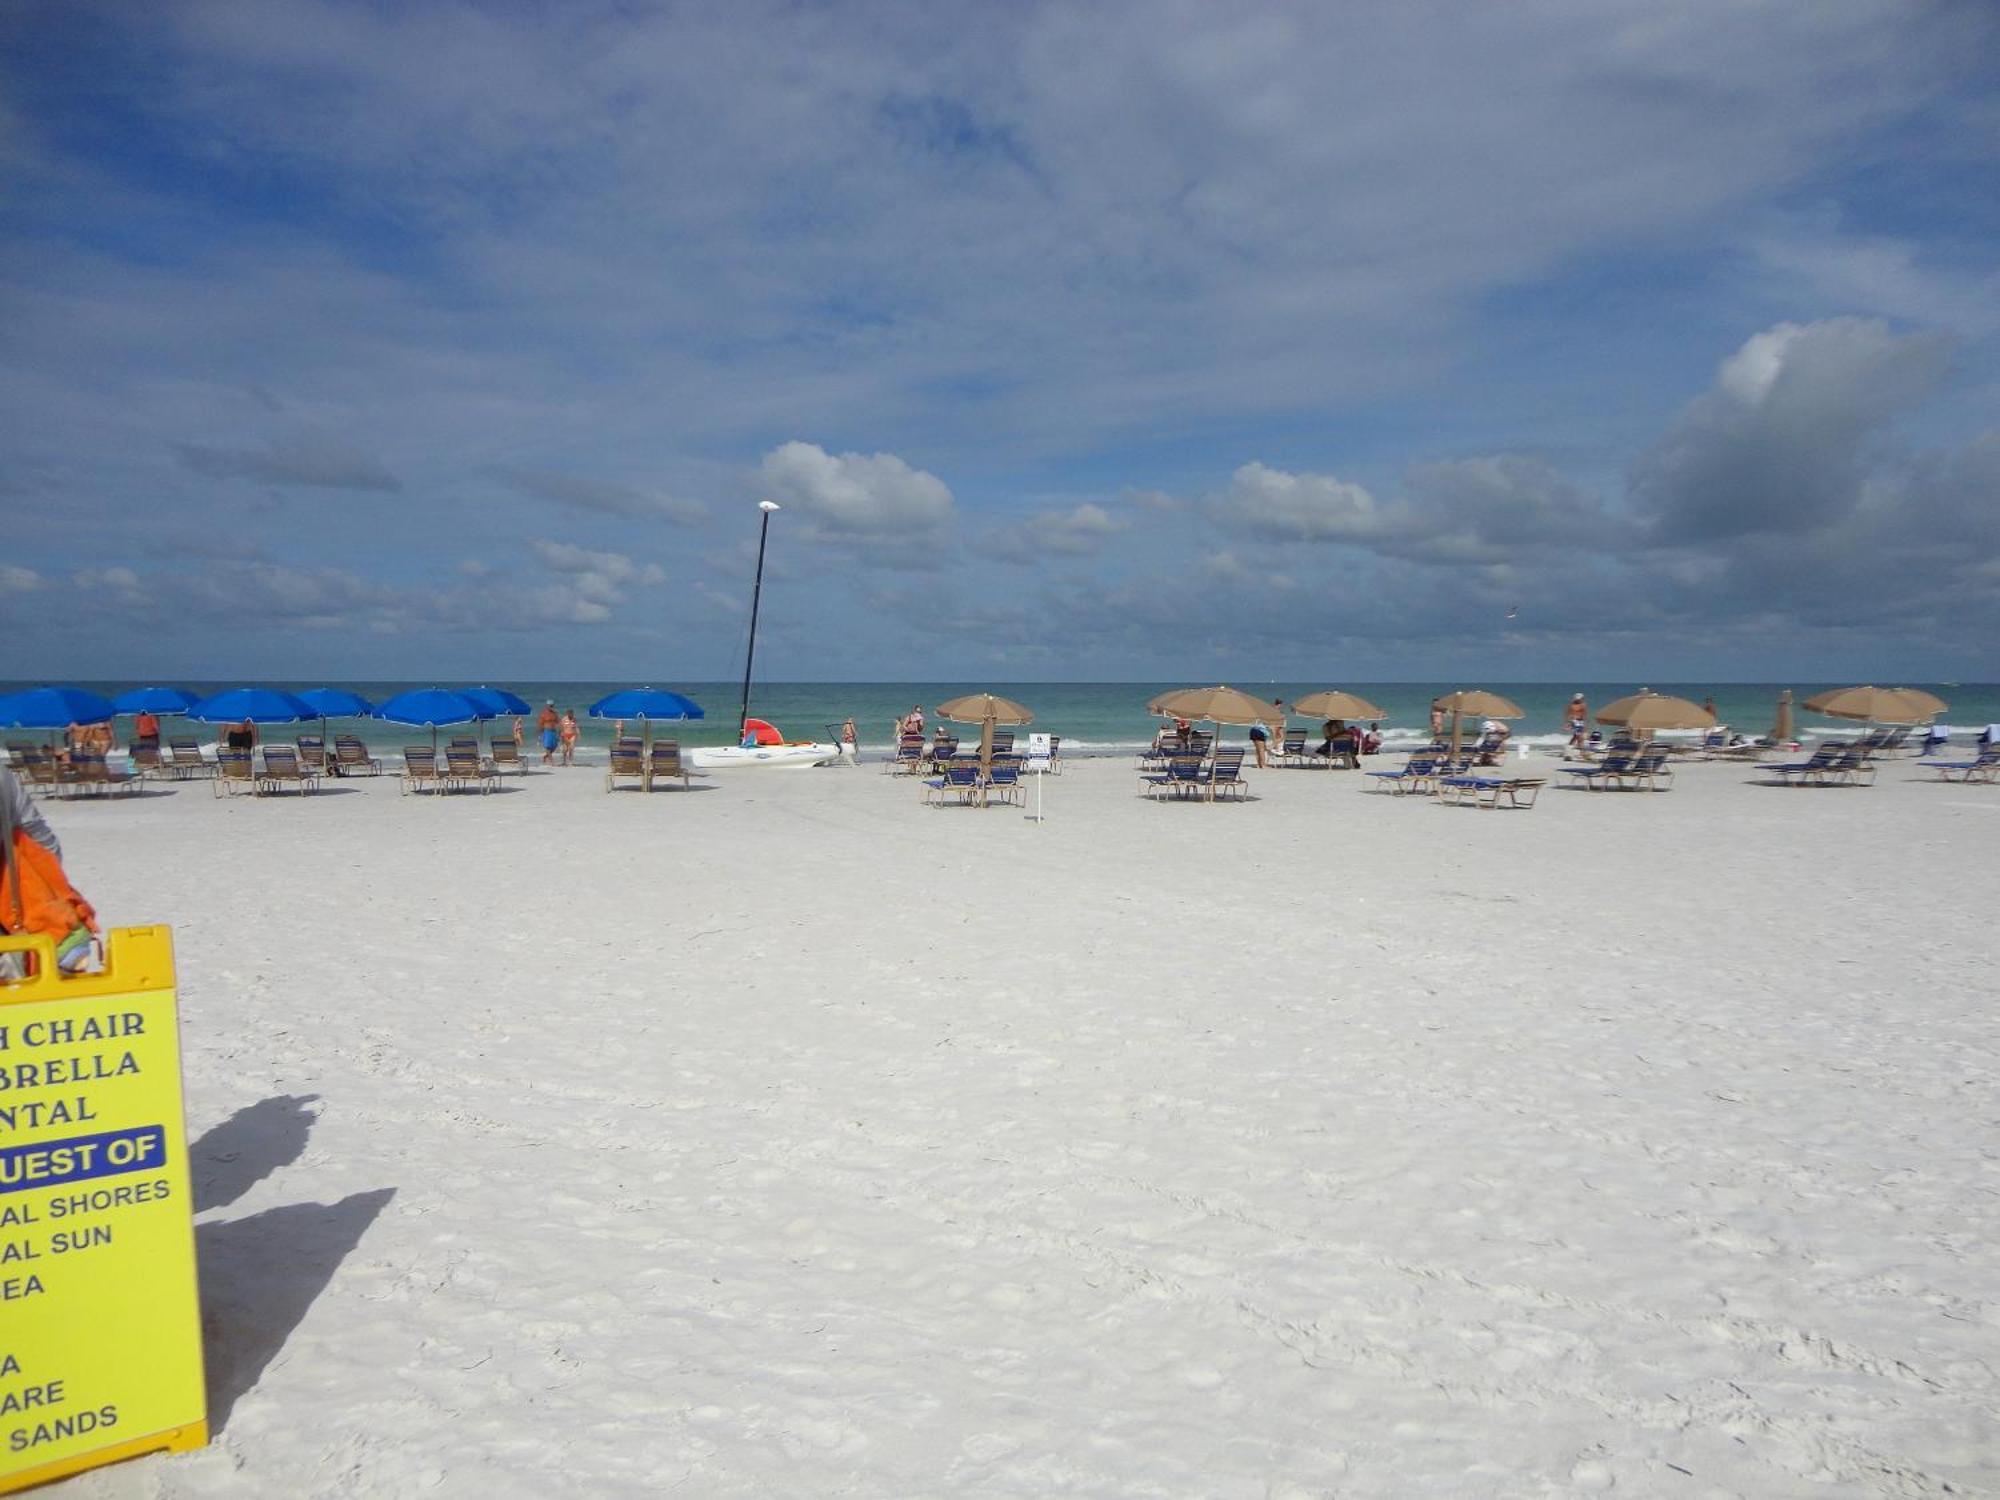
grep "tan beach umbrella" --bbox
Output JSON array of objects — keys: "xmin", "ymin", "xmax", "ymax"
[
  {"xmin": 937, "ymin": 692, "xmax": 1034, "ymax": 770},
  {"xmin": 1292, "ymin": 689, "xmax": 1388, "ymax": 722},
  {"xmin": 1147, "ymin": 685, "xmax": 1273, "ymax": 725},
  {"xmin": 1432, "ymin": 689, "xmax": 1526, "ymax": 758},
  {"xmin": 1801, "ymin": 685, "xmax": 1944, "ymax": 725},
  {"xmin": 1892, "ymin": 687, "xmax": 1949, "ymax": 717},
  {"xmin": 1595, "ymin": 691, "xmax": 1715, "ymax": 733}
]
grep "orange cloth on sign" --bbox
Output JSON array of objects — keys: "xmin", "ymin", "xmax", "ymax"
[{"xmin": 3, "ymin": 829, "xmax": 99, "ymax": 943}]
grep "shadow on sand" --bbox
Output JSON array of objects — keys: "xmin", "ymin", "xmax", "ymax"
[
  {"xmin": 198, "ymin": 1187, "xmax": 397, "ymax": 1430},
  {"xmin": 190, "ymin": 1093, "xmax": 321, "ymax": 1214}
]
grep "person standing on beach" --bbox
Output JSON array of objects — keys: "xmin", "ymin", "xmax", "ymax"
[
  {"xmin": 536, "ymin": 701, "xmax": 560, "ymax": 765},
  {"xmin": 558, "ymin": 709, "xmax": 579, "ymax": 766},
  {"xmin": 1249, "ymin": 698, "xmax": 1282, "ymax": 768},
  {"xmin": 1565, "ymin": 694, "xmax": 1590, "ymax": 758},
  {"xmin": 511, "ymin": 715, "xmax": 525, "ymax": 747},
  {"xmin": 1428, "ymin": 702, "xmax": 1446, "ymax": 743},
  {"xmin": 132, "ymin": 709, "xmax": 160, "ymax": 748}
]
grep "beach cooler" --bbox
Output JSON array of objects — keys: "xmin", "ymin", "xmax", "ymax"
[{"xmin": 0, "ymin": 927, "xmax": 207, "ymax": 1494}]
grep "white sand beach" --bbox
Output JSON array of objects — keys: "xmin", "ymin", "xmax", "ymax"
[{"xmin": 43, "ymin": 753, "xmax": 2000, "ymax": 1499}]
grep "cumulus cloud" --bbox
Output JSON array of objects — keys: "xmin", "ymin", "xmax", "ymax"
[
  {"xmin": 992, "ymin": 502, "xmax": 1125, "ymax": 563},
  {"xmin": 494, "ymin": 468, "xmax": 705, "ymax": 525},
  {"xmin": 0, "ymin": 566, "xmax": 43, "ymax": 594},
  {"xmin": 525, "ymin": 538, "xmax": 666, "ymax": 621},
  {"xmin": 759, "ymin": 441, "xmax": 954, "ymax": 537},
  {"xmin": 1630, "ymin": 318, "xmax": 1953, "ymax": 543},
  {"xmin": 1210, "ymin": 457, "xmax": 1625, "ymax": 563},
  {"xmin": 173, "ymin": 434, "xmax": 404, "ymax": 492},
  {"xmin": 1213, "ymin": 462, "xmax": 1411, "ymax": 544}
]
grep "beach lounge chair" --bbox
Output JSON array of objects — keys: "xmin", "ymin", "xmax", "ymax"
[
  {"xmin": 335, "ymin": 736, "xmax": 382, "ymax": 776},
  {"xmin": 1438, "ymin": 775, "xmax": 1547, "ymax": 809},
  {"xmin": 128, "ymin": 740, "xmax": 164, "ymax": 779},
  {"xmin": 296, "ymin": 735, "xmax": 329, "ymax": 776},
  {"xmin": 257, "ymin": 746, "xmax": 319, "ymax": 795},
  {"xmin": 1141, "ymin": 753, "xmax": 1207, "ymax": 800},
  {"xmin": 1366, "ymin": 753, "xmax": 1441, "ymax": 795},
  {"xmin": 489, "ymin": 737, "xmax": 526, "ymax": 775},
  {"xmin": 605, "ymin": 739, "xmax": 647, "ymax": 793},
  {"xmin": 1922, "ymin": 744, "xmax": 2000, "ymax": 783},
  {"xmin": 168, "ymin": 737, "xmax": 214, "ymax": 779},
  {"xmin": 444, "ymin": 745, "xmax": 496, "ymax": 794},
  {"xmin": 1278, "ymin": 731, "xmax": 1309, "ymax": 768},
  {"xmin": 1045, "ymin": 735, "xmax": 1063, "ymax": 775},
  {"xmin": 213, "ymin": 749, "xmax": 256, "ymax": 797},
  {"xmin": 923, "ymin": 761, "xmax": 984, "ymax": 806},
  {"xmin": 647, "ymin": 739, "xmax": 699, "ymax": 790},
  {"xmin": 1603, "ymin": 748, "xmax": 1674, "ymax": 792},
  {"xmin": 8, "ymin": 746, "xmax": 62, "ymax": 793},
  {"xmin": 62, "ymin": 754, "xmax": 136, "ymax": 798},
  {"xmin": 990, "ymin": 731, "xmax": 1016, "ymax": 757},
  {"xmin": 1758, "ymin": 743, "xmax": 1855, "ymax": 787},
  {"xmin": 1561, "ymin": 751, "xmax": 1636, "ymax": 791},
  {"xmin": 1208, "ymin": 746, "xmax": 1248, "ymax": 800},
  {"xmin": 884, "ymin": 733, "xmax": 925, "ymax": 775},
  {"xmin": 984, "ymin": 755, "xmax": 1025, "ymax": 806},
  {"xmin": 400, "ymin": 746, "xmax": 442, "ymax": 795}
]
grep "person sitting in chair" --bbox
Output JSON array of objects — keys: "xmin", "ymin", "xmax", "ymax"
[{"xmin": 1474, "ymin": 719, "xmax": 1512, "ymax": 765}]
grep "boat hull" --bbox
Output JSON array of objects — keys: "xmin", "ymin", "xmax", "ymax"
[{"xmin": 689, "ymin": 742, "xmax": 849, "ymax": 770}]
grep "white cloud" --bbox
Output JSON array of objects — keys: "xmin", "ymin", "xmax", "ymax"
[
  {"xmin": 0, "ymin": 566, "xmax": 43, "ymax": 594},
  {"xmin": 526, "ymin": 538, "xmax": 666, "ymax": 612},
  {"xmin": 1212, "ymin": 462, "xmax": 1409, "ymax": 544},
  {"xmin": 1631, "ymin": 317, "xmax": 1953, "ymax": 542},
  {"xmin": 992, "ymin": 501, "xmax": 1125, "ymax": 562},
  {"xmin": 759, "ymin": 441, "xmax": 954, "ymax": 536}
]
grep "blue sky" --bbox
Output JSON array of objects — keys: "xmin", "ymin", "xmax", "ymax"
[{"xmin": 3, "ymin": 1, "xmax": 1997, "ymax": 682}]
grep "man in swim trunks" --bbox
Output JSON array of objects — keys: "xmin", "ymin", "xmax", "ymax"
[
  {"xmin": 1565, "ymin": 694, "xmax": 1589, "ymax": 758},
  {"xmin": 537, "ymin": 701, "xmax": 560, "ymax": 765}
]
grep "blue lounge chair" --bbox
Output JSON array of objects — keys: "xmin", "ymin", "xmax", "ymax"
[
  {"xmin": 1365, "ymin": 753, "xmax": 1438, "ymax": 794},
  {"xmin": 923, "ymin": 761, "xmax": 984, "ymax": 805},
  {"xmin": 1208, "ymin": 746, "xmax": 1248, "ymax": 801},
  {"xmin": 1141, "ymin": 753, "xmax": 1207, "ymax": 800},
  {"xmin": 1438, "ymin": 775, "xmax": 1547, "ymax": 809},
  {"xmin": 1561, "ymin": 751, "xmax": 1637, "ymax": 790},
  {"xmin": 1922, "ymin": 745, "xmax": 2000, "ymax": 783},
  {"xmin": 1759, "ymin": 743, "xmax": 1859, "ymax": 786},
  {"xmin": 984, "ymin": 755, "xmax": 1025, "ymax": 806}
]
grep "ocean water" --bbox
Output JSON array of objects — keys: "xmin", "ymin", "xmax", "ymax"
[{"xmin": 9, "ymin": 681, "xmax": 1997, "ymax": 759}]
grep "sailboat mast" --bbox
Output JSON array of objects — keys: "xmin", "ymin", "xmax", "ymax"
[{"xmin": 738, "ymin": 500, "xmax": 780, "ymax": 736}]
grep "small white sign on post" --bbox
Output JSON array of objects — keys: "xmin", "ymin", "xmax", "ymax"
[{"xmin": 1025, "ymin": 733, "xmax": 1052, "ymax": 822}]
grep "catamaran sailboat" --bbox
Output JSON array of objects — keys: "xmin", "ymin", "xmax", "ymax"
[{"xmin": 687, "ymin": 502, "xmax": 850, "ymax": 771}]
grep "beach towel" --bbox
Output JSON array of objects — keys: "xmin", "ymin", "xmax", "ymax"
[{"xmin": 1, "ymin": 791, "xmax": 98, "ymax": 973}]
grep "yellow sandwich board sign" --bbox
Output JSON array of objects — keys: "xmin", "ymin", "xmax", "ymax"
[{"xmin": 0, "ymin": 927, "xmax": 206, "ymax": 1494}]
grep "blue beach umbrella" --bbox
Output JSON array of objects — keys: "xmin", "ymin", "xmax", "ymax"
[
  {"xmin": 588, "ymin": 688, "xmax": 704, "ymax": 748},
  {"xmin": 111, "ymin": 686, "xmax": 201, "ymax": 716},
  {"xmin": 0, "ymin": 685, "xmax": 119, "ymax": 729},
  {"xmin": 296, "ymin": 688, "xmax": 376, "ymax": 719},
  {"xmin": 376, "ymin": 687, "xmax": 483, "ymax": 753},
  {"xmin": 462, "ymin": 686, "xmax": 531, "ymax": 718},
  {"xmin": 187, "ymin": 687, "xmax": 319, "ymax": 725},
  {"xmin": 296, "ymin": 688, "xmax": 377, "ymax": 763}
]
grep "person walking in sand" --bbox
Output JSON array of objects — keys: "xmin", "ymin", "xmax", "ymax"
[
  {"xmin": 536, "ymin": 700, "xmax": 560, "ymax": 765},
  {"xmin": 558, "ymin": 709, "xmax": 579, "ymax": 766},
  {"xmin": 511, "ymin": 715, "xmax": 525, "ymax": 747},
  {"xmin": 1565, "ymin": 693, "xmax": 1590, "ymax": 759}
]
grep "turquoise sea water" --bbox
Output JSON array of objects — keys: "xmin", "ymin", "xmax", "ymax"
[{"xmin": 9, "ymin": 681, "xmax": 1997, "ymax": 759}]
